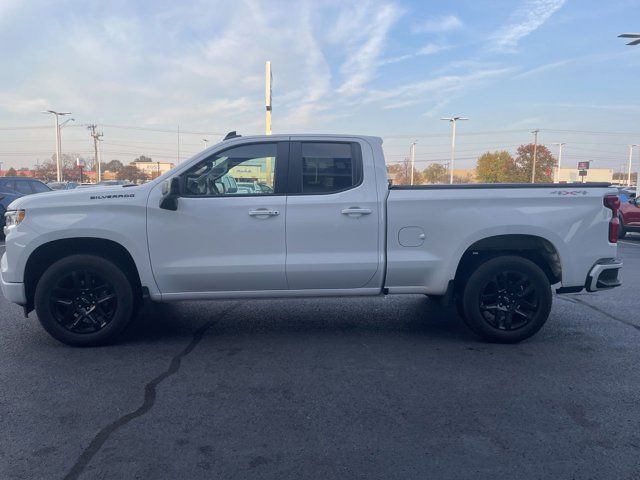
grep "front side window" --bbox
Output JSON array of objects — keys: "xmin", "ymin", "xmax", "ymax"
[
  {"xmin": 183, "ymin": 143, "xmax": 278, "ymax": 196},
  {"xmin": 300, "ymin": 143, "xmax": 359, "ymax": 194},
  {"xmin": 14, "ymin": 181, "xmax": 32, "ymax": 194},
  {"xmin": 31, "ymin": 181, "xmax": 50, "ymax": 193}
]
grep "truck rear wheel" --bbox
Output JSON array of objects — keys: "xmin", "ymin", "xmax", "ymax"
[
  {"xmin": 34, "ymin": 254, "xmax": 135, "ymax": 346},
  {"xmin": 461, "ymin": 256, "xmax": 552, "ymax": 343},
  {"xmin": 618, "ymin": 215, "xmax": 627, "ymax": 239}
]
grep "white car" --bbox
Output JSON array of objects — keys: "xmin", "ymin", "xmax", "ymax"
[{"xmin": 1, "ymin": 133, "xmax": 622, "ymax": 346}]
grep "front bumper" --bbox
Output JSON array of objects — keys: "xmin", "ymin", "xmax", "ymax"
[
  {"xmin": 0, "ymin": 275, "xmax": 26, "ymax": 305},
  {"xmin": 585, "ymin": 258, "xmax": 623, "ymax": 292}
]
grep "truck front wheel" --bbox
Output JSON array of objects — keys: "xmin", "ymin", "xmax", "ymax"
[
  {"xmin": 34, "ymin": 254, "xmax": 135, "ymax": 346},
  {"xmin": 461, "ymin": 256, "xmax": 552, "ymax": 343}
]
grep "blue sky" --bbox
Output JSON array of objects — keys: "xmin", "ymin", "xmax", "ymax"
[{"xmin": 0, "ymin": 0, "xmax": 639, "ymax": 171}]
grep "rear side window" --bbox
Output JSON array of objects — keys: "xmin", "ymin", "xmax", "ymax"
[{"xmin": 299, "ymin": 142, "xmax": 361, "ymax": 194}]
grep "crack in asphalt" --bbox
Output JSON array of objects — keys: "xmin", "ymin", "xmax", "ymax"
[
  {"xmin": 557, "ymin": 295, "xmax": 640, "ymax": 333},
  {"xmin": 63, "ymin": 302, "xmax": 239, "ymax": 480}
]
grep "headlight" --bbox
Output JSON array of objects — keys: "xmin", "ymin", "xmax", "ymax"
[{"xmin": 4, "ymin": 210, "xmax": 26, "ymax": 232}]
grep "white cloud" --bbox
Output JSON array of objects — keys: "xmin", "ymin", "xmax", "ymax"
[
  {"xmin": 381, "ymin": 43, "xmax": 449, "ymax": 65},
  {"xmin": 491, "ymin": 0, "xmax": 566, "ymax": 52},
  {"xmin": 0, "ymin": 0, "xmax": 19, "ymax": 25},
  {"xmin": 367, "ymin": 68, "xmax": 513, "ymax": 109},
  {"xmin": 335, "ymin": 2, "xmax": 403, "ymax": 95},
  {"xmin": 413, "ymin": 14, "xmax": 462, "ymax": 34},
  {"xmin": 0, "ymin": 93, "xmax": 48, "ymax": 114},
  {"xmin": 514, "ymin": 50, "xmax": 633, "ymax": 78}
]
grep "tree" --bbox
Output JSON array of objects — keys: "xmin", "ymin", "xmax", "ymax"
[
  {"xmin": 133, "ymin": 155, "xmax": 153, "ymax": 163},
  {"xmin": 117, "ymin": 165, "xmax": 148, "ymax": 184},
  {"xmin": 422, "ymin": 163, "xmax": 448, "ymax": 184},
  {"xmin": 5, "ymin": 167, "xmax": 17, "ymax": 176},
  {"xmin": 387, "ymin": 159, "xmax": 423, "ymax": 185},
  {"xmin": 476, "ymin": 151, "xmax": 518, "ymax": 183},
  {"xmin": 35, "ymin": 155, "xmax": 82, "ymax": 182},
  {"xmin": 513, "ymin": 144, "xmax": 556, "ymax": 183},
  {"xmin": 103, "ymin": 160, "xmax": 124, "ymax": 173},
  {"xmin": 34, "ymin": 160, "xmax": 57, "ymax": 182}
]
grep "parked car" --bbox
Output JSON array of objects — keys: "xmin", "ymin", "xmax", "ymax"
[
  {"xmin": 0, "ymin": 178, "xmax": 51, "ymax": 240},
  {"xmin": 0, "ymin": 177, "xmax": 51, "ymax": 195},
  {"xmin": 0, "ymin": 187, "xmax": 21, "ymax": 240},
  {"xmin": 47, "ymin": 181, "xmax": 78, "ymax": 190},
  {"xmin": 96, "ymin": 180, "xmax": 133, "ymax": 187},
  {"xmin": 618, "ymin": 195, "xmax": 640, "ymax": 238},
  {"xmin": 1, "ymin": 134, "xmax": 622, "ymax": 346},
  {"xmin": 236, "ymin": 181, "xmax": 258, "ymax": 194}
]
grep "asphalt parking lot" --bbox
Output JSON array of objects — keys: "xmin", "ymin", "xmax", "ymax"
[{"xmin": 1, "ymin": 238, "xmax": 639, "ymax": 480}]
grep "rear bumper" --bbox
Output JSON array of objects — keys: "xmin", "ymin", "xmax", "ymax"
[
  {"xmin": 585, "ymin": 258, "xmax": 623, "ymax": 292},
  {"xmin": 0, "ymin": 267, "xmax": 26, "ymax": 305}
]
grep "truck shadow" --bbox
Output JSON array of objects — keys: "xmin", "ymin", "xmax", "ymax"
[{"xmin": 120, "ymin": 296, "xmax": 476, "ymax": 345}]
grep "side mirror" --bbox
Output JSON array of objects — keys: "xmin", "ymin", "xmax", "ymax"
[{"xmin": 160, "ymin": 177, "xmax": 180, "ymax": 211}]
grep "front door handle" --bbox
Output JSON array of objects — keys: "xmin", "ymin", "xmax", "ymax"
[
  {"xmin": 249, "ymin": 209, "xmax": 279, "ymax": 217},
  {"xmin": 341, "ymin": 207, "xmax": 372, "ymax": 216}
]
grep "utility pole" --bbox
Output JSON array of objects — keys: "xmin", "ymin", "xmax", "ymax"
[
  {"xmin": 531, "ymin": 129, "xmax": 540, "ymax": 183},
  {"xmin": 88, "ymin": 125, "xmax": 104, "ymax": 182},
  {"xmin": 42, "ymin": 110, "xmax": 71, "ymax": 182},
  {"xmin": 177, "ymin": 125, "xmax": 181, "ymax": 164},
  {"xmin": 441, "ymin": 116, "xmax": 468, "ymax": 184},
  {"xmin": 409, "ymin": 141, "xmax": 417, "ymax": 185},
  {"xmin": 627, "ymin": 144, "xmax": 639, "ymax": 187},
  {"xmin": 552, "ymin": 142, "xmax": 565, "ymax": 183},
  {"xmin": 265, "ymin": 61, "xmax": 272, "ymax": 135}
]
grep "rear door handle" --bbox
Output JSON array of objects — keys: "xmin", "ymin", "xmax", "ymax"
[
  {"xmin": 249, "ymin": 209, "xmax": 279, "ymax": 217},
  {"xmin": 341, "ymin": 207, "xmax": 372, "ymax": 216}
]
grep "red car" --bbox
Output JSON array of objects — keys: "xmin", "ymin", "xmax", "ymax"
[{"xmin": 619, "ymin": 195, "xmax": 640, "ymax": 238}]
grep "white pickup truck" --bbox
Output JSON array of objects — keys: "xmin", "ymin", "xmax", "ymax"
[{"xmin": 2, "ymin": 133, "xmax": 623, "ymax": 346}]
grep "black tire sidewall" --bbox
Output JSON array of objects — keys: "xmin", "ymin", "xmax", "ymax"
[
  {"xmin": 0, "ymin": 206, "xmax": 5, "ymax": 240},
  {"xmin": 462, "ymin": 256, "xmax": 552, "ymax": 343},
  {"xmin": 35, "ymin": 254, "xmax": 134, "ymax": 346},
  {"xmin": 618, "ymin": 215, "xmax": 626, "ymax": 239}
]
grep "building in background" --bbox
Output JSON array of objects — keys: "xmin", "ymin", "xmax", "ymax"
[
  {"xmin": 0, "ymin": 169, "xmax": 37, "ymax": 178},
  {"xmin": 556, "ymin": 167, "xmax": 613, "ymax": 183},
  {"xmin": 452, "ymin": 168, "xmax": 477, "ymax": 183},
  {"xmin": 130, "ymin": 159, "xmax": 175, "ymax": 178}
]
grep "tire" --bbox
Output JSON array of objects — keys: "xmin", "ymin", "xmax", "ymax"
[
  {"xmin": 461, "ymin": 256, "xmax": 552, "ymax": 343},
  {"xmin": 34, "ymin": 254, "xmax": 135, "ymax": 346},
  {"xmin": 618, "ymin": 215, "xmax": 627, "ymax": 239},
  {"xmin": 0, "ymin": 206, "xmax": 5, "ymax": 240}
]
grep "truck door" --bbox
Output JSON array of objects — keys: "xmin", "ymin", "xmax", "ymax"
[
  {"xmin": 285, "ymin": 140, "xmax": 382, "ymax": 290},
  {"xmin": 147, "ymin": 141, "xmax": 289, "ymax": 295}
]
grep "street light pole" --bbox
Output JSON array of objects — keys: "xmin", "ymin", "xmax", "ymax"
[
  {"xmin": 627, "ymin": 144, "xmax": 639, "ymax": 187},
  {"xmin": 203, "ymin": 138, "xmax": 209, "ymax": 150},
  {"xmin": 531, "ymin": 129, "xmax": 540, "ymax": 183},
  {"xmin": 409, "ymin": 140, "xmax": 417, "ymax": 185},
  {"xmin": 96, "ymin": 134, "xmax": 103, "ymax": 182},
  {"xmin": 441, "ymin": 116, "xmax": 468, "ymax": 184},
  {"xmin": 42, "ymin": 110, "xmax": 71, "ymax": 182},
  {"xmin": 265, "ymin": 61, "xmax": 272, "ymax": 135},
  {"xmin": 552, "ymin": 142, "xmax": 565, "ymax": 183}
]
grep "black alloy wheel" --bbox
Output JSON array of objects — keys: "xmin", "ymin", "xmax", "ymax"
[
  {"xmin": 49, "ymin": 268, "xmax": 118, "ymax": 334},
  {"xmin": 478, "ymin": 270, "xmax": 539, "ymax": 331},
  {"xmin": 35, "ymin": 254, "xmax": 135, "ymax": 346},
  {"xmin": 462, "ymin": 256, "xmax": 552, "ymax": 343}
]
